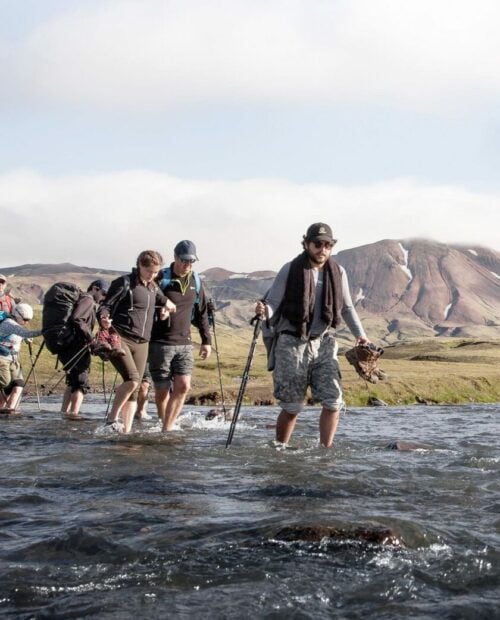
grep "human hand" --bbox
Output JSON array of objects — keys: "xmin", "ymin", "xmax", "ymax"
[
  {"xmin": 255, "ymin": 300, "xmax": 267, "ymax": 318},
  {"xmin": 199, "ymin": 344, "xmax": 211, "ymax": 360}
]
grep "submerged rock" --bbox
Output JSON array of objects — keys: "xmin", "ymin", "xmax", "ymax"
[
  {"xmin": 205, "ymin": 407, "xmax": 234, "ymax": 421},
  {"xmin": 274, "ymin": 524, "xmax": 403, "ymax": 547},
  {"xmin": 385, "ymin": 440, "xmax": 433, "ymax": 451}
]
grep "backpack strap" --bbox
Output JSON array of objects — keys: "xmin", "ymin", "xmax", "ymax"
[{"xmin": 159, "ymin": 268, "xmax": 201, "ymax": 304}]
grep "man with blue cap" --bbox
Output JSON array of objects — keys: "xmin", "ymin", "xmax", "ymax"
[{"xmin": 149, "ymin": 240, "xmax": 212, "ymax": 431}]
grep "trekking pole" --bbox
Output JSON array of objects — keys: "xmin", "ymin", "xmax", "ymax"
[
  {"xmin": 22, "ymin": 340, "xmax": 45, "ymax": 387},
  {"xmin": 101, "ymin": 359, "xmax": 107, "ymax": 403},
  {"xmin": 45, "ymin": 344, "xmax": 90, "ymax": 396},
  {"xmin": 225, "ymin": 315, "xmax": 262, "ymax": 448},
  {"xmin": 27, "ymin": 340, "xmax": 41, "ymax": 410},
  {"xmin": 104, "ymin": 371, "xmax": 118, "ymax": 421},
  {"xmin": 207, "ymin": 299, "xmax": 228, "ymax": 417}
]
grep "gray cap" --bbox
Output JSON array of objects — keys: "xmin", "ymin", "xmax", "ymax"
[
  {"xmin": 174, "ymin": 240, "xmax": 198, "ymax": 261},
  {"xmin": 0, "ymin": 274, "xmax": 6, "ymax": 282}
]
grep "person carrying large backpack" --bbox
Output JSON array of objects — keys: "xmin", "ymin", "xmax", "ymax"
[{"xmin": 42, "ymin": 279, "xmax": 109, "ymax": 418}]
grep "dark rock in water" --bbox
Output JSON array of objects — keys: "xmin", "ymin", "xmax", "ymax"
[
  {"xmin": 385, "ymin": 440, "xmax": 433, "ymax": 451},
  {"xmin": 205, "ymin": 407, "xmax": 234, "ymax": 421},
  {"xmin": 274, "ymin": 524, "xmax": 403, "ymax": 547},
  {"xmin": 367, "ymin": 396, "xmax": 388, "ymax": 407},
  {"xmin": 415, "ymin": 396, "xmax": 438, "ymax": 405}
]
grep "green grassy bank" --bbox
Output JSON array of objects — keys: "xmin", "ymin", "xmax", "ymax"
[{"xmin": 16, "ymin": 310, "xmax": 500, "ymax": 407}]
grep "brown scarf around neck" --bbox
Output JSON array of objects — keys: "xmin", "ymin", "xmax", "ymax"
[{"xmin": 281, "ymin": 252, "xmax": 343, "ymax": 338}]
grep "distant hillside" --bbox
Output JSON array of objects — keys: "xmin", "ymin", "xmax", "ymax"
[
  {"xmin": 335, "ymin": 239, "xmax": 500, "ymax": 340},
  {"xmin": 2, "ymin": 239, "xmax": 500, "ymax": 342}
]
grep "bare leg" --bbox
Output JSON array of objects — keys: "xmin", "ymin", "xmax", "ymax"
[
  {"xmin": 136, "ymin": 380, "xmax": 150, "ymax": 420},
  {"xmin": 7, "ymin": 386, "xmax": 23, "ymax": 410},
  {"xmin": 107, "ymin": 380, "xmax": 138, "ymax": 426},
  {"xmin": 121, "ymin": 400, "xmax": 138, "ymax": 434},
  {"xmin": 61, "ymin": 388, "xmax": 84, "ymax": 417},
  {"xmin": 319, "ymin": 407, "xmax": 340, "ymax": 448},
  {"xmin": 162, "ymin": 375, "xmax": 191, "ymax": 432},
  {"xmin": 155, "ymin": 387, "xmax": 170, "ymax": 423},
  {"xmin": 61, "ymin": 387, "xmax": 72, "ymax": 413},
  {"xmin": 276, "ymin": 409, "xmax": 298, "ymax": 444}
]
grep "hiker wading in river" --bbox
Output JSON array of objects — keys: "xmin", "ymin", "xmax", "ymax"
[
  {"xmin": 255, "ymin": 223, "xmax": 371, "ymax": 448},
  {"xmin": 99, "ymin": 250, "xmax": 176, "ymax": 433}
]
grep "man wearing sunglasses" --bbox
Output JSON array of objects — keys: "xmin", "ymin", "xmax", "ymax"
[
  {"xmin": 255, "ymin": 222, "xmax": 370, "ymax": 448},
  {"xmin": 149, "ymin": 240, "xmax": 212, "ymax": 431}
]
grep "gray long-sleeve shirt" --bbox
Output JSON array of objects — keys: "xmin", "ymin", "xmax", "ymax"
[{"xmin": 264, "ymin": 261, "xmax": 366, "ymax": 339}]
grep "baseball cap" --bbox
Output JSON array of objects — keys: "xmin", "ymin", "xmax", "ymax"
[
  {"xmin": 304, "ymin": 222, "xmax": 335, "ymax": 243},
  {"xmin": 0, "ymin": 274, "xmax": 6, "ymax": 282},
  {"xmin": 89, "ymin": 279, "xmax": 109, "ymax": 293},
  {"xmin": 174, "ymin": 240, "xmax": 198, "ymax": 261},
  {"xmin": 14, "ymin": 303, "xmax": 34, "ymax": 321}
]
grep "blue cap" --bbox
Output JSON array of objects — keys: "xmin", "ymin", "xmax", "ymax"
[
  {"xmin": 89, "ymin": 279, "xmax": 109, "ymax": 293},
  {"xmin": 174, "ymin": 240, "xmax": 198, "ymax": 261}
]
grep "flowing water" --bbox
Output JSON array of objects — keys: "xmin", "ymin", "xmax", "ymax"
[{"xmin": 1, "ymin": 398, "xmax": 499, "ymax": 619}]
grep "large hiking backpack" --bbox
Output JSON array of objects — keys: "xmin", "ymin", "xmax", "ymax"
[{"xmin": 42, "ymin": 282, "xmax": 82, "ymax": 354}]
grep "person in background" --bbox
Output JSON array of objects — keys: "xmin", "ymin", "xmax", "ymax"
[
  {"xmin": 149, "ymin": 240, "xmax": 212, "ymax": 432},
  {"xmin": 0, "ymin": 274, "xmax": 17, "ymax": 314},
  {"xmin": 0, "ymin": 304, "xmax": 42, "ymax": 410},
  {"xmin": 255, "ymin": 223, "xmax": 371, "ymax": 448},
  {"xmin": 99, "ymin": 250, "xmax": 176, "ymax": 433}
]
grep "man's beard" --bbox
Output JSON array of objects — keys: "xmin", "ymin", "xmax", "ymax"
[{"xmin": 307, "ymin": 250, "xmax": 329, "ymax": 266}]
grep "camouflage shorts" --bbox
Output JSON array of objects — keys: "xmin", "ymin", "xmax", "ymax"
[{"xmin": 273, "ymin": 332, "xmax": 343, "ymax": 413}]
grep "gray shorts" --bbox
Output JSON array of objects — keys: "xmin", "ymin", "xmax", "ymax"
[
  {"xmin": 273, "ymin": 332, "xmax": 343, "ymax": 414},
  {"xmin": 149, "ymin": 342, "xmax": 194, "ymax": 390}
]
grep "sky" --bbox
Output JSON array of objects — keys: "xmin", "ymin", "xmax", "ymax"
[{"xmin": 1, "ymin": 0, "xmax": 500, "ymax": 273}]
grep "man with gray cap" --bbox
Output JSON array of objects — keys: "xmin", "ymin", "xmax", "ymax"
[
  {"xmin": 149, "ymin": 240, "xmax": 212, "ymax": 431},
  {"xmin": 255, "ymin": 223, "xmax": 370, "ymax": 448},
  {"xmin": 0, "ymin": 274, "xmax": 16, "ymax": 314}
]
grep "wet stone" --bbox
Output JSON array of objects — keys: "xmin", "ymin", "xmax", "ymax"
[
  {"xmin": 274, "ymin": 524, "xmax": 404, "ymax": 547},
  {"xmin": 385, "ymin": 440, "xmax": 433, "ymax": 451}
]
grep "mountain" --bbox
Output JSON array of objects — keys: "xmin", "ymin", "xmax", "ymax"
[
  {"xmin": 2, "ymin": 239, "xmax": 499, "ymax": 341},
  {"xmin": 335, "ymin": 239, "xmax": 500, "ymax": 340}
]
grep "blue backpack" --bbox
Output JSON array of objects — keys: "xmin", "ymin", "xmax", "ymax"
[
  {"xmin": 158, "ymin": 267, "xmax": 201, "ymax": 304},
  {"xmin": 158, "ymin": 268, "xmax": 202, "ymax": 324},
  {"xmin": 0, "ymin": 310, "xmax": 12, "ymax": 356}
]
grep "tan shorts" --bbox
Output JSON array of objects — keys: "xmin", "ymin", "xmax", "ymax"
[{"xmin": 273, "ymin": 332, "xmax": 343, "ymax": 414}]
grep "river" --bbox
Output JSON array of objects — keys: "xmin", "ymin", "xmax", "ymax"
[{"xmin": 1, "ymin": 399, "xmax": 499, "ymax": 618}]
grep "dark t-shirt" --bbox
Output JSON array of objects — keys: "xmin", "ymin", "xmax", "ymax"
[{"xmin": 151, "ymin": 270, "xmax": 211, "ymax": 347}]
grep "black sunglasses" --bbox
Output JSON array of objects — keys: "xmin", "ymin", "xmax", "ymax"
[{"xmin": 311, "ymin": 240, "xmax": 336, "ymax": 250}]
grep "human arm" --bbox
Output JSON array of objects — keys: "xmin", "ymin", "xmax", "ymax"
[
  {"xmin": 71, "ymin": 295, "xmax": 95, "ymax": 342},
  {"xmin": 156, "ymin": 290, "xmax": 176, "ymax": 320},
  {"xmin": 0, "ymin": 321, "xmax": 42, "ymax": 341},
  {"xmin": 339, "ymin": 266, "xmax": 369, "ymax": 343},
  {"xmin": 98, "ymin": 276, "xmax": 129, "ymax": 319},
  {"xmin": 254, "ymin": 263, "xmax": 290, "ymax": 320},
  {"xmin": 192, "ymin": 286, "xmax": 212, "ymax": 347}
]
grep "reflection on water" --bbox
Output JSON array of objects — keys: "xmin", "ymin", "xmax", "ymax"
[{"xmin": 1, "ymin": 398, "xmax": 499, "ymax": 618}]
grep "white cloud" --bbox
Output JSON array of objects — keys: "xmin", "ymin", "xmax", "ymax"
[
  {"xmin": 3, "ymin": 0, "xmax": 500, "ymax": 111},
  {"xmin": 1, "ymin": 169, "xmax": 498, "ymax": 272}
]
